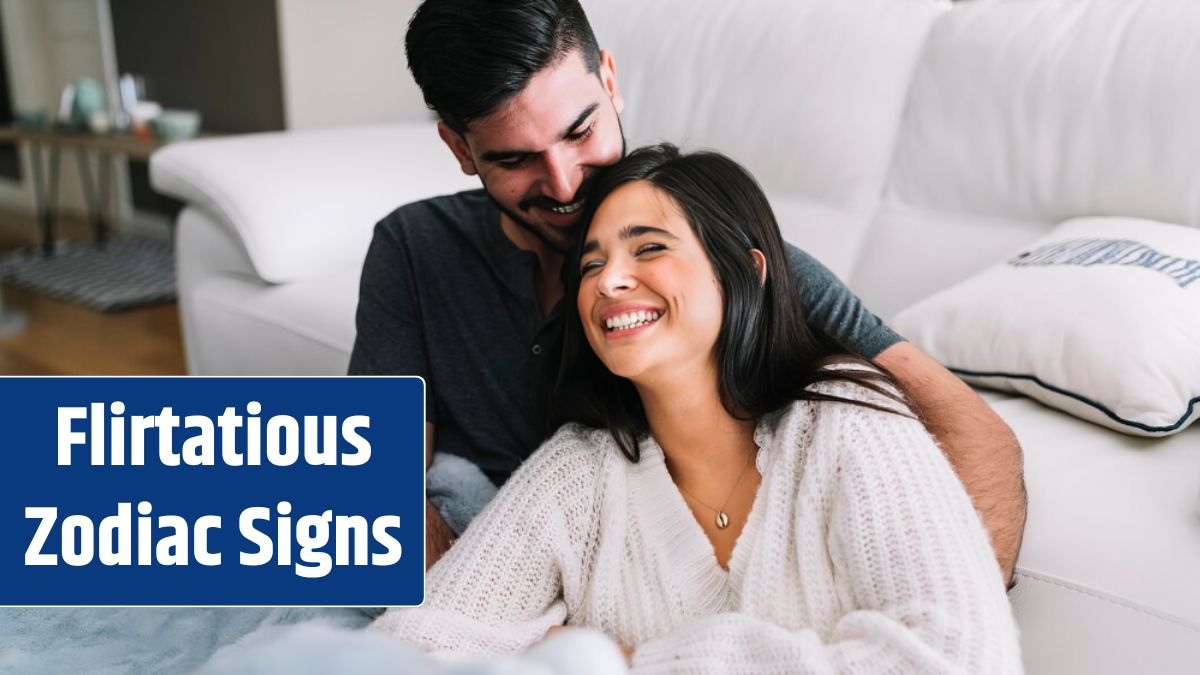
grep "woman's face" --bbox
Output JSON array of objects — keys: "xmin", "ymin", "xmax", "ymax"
[{"xmin": 577, "ymin": 181, "xmax": 724, "ymax": 385}]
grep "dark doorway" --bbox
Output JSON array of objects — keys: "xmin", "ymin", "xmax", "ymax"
[
  {"xmin": 109, "ymin": 0, "xmax": 286, "ymax": 216},
  {"xmin": 0, "ymin": 10, "xmax": 22, "ymax": 182}
]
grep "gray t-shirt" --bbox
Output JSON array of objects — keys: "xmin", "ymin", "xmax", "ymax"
[{"xmin": 349, "ymin": 189, "xmax": 900, "ymax": 485}]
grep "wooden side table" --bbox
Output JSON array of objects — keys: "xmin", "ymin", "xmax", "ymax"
[{"xmin": 0, "ymin": 127, "xmax": 164, "ymax": 256}]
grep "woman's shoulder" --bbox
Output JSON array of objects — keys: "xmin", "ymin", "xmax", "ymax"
[
  {"xmin": 788, "ymin": 362, "xmax": 945, "ymax": 472},
  {"xmin": 802, "ymin": 360, "xmax": 914, "ymax": 418},
  {"xmin": 507, "ymin": 424, "xmax": 614, "ymax": 496},
  {"xmin": 536, "ymin": 423, "xmax": 612, "ymax": 461},
  {"xmin": 756, "ymin": 366, "xmax": 934, "ymax": 497},
  {"xmin": 760, "ymin": 361, "xmax": 924, "ymax": 462}
]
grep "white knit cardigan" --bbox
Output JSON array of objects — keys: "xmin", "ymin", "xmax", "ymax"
[{"xmin": 372, "ymin": 380, "xmax": 1022, "ymax": 673}]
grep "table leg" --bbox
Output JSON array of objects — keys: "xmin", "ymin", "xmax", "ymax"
[
  {"xmin": 26, "ymin": 141, "xmax": 53, "ymax": 256},
  {"xmin": 98, "ymin": 151, "xmax": 112, "ymax": 244},
  {"xmin": 43, "ymin": 147, "xmax": 61, "ymax": 256},
  {"xmin": 74, "ymin": 148, "xmax": 108, "ymax": 247}
]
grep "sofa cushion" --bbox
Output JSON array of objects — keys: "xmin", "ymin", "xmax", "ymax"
[
  {"xmin": 151, "ymin": 123, "xmax": 477, "ymax": 285},
  {"xmin": 996, "ymin": 394, "xmax": 1200, "ymax": 674},
  {"xmin": 768, "ymin": 193, "xmax": 874, "ymax": 282},
  {"xmin": 893, "ymin": 217, "xmax": 1200, "ymax": 436}
]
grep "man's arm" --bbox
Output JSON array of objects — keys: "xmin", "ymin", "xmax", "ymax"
[{"xmin": 874, "ymin": 342, "xmax": 1026, "ymax": 586}]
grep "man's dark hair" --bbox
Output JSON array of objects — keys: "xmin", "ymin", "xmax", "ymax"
[
  {"xmin": 548, "ymin": 144, "xmax": 913, "ymax": 463},
  {"xmin": 406, "ymin": 0, "xmax": 602, "ymax": 135}
]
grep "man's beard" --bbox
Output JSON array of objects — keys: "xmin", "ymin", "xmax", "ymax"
[
  {"xmin": 487, "ymin": 193, "xmax": 576, "ymax": 254},
  {"xmin": 485, "ymin": 119, "xmax": 627, "ymax": 255}
]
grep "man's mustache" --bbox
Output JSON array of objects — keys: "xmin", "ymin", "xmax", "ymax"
[{"xmin": 518, "ymin": 176, "xmax": 596, "ymax": 213}]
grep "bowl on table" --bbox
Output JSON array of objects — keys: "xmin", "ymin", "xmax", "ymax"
[{"xmin": 151, "ymin": 110, "xmax": 202, "ymax": 143}]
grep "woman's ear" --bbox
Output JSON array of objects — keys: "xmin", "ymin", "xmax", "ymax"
[{"xmin": 750, "ymin": 249, "xmax": 767, "ymax": 285}]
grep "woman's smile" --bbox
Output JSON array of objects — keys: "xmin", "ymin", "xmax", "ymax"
[{"xmin": 600, "ymin": 304, "xmax": 665, "ymax": 339}]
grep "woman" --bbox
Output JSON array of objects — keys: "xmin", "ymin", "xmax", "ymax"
[{"xmin": 372, "ymin": 145, "xmax": 1021, "ymax": 673}]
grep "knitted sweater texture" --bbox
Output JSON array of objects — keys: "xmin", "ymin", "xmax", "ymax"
[{"xmin": 372, "ymin": 380, "xmax": 1022, "ymax": 673}]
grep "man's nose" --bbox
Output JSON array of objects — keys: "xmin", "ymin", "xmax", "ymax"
[{"xmin": 542, "ymin": 147, "xmax": 579, "ymax": 204}]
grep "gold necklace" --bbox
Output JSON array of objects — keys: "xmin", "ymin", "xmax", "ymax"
[{"xmin": 677, "ymin": 449, "xmax": 756, "ymax": 530}]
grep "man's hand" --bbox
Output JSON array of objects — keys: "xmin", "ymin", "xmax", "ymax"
[
  {"xmin": 426, "ymin": 498, "xmax": 455, "ymax": 570},
  {"xmin": 874, "ymin": 342, "xmax": 1027, "ymax": 587}
]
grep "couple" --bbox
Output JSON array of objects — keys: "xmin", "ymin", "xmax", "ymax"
[
  {"xmin": 370, "ymin": 144, "xmax": 1022, "ymax": 671},
  {"xmin": 352, "ymin": 0, "xmax": 1024, "ymax": 670}
]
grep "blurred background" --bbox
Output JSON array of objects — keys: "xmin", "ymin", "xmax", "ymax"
[{"xmin": 0, "ymin": 0, "xmax": 428, "ymax": 375}]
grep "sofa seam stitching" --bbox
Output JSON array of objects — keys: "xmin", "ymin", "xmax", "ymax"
[{"xmin": 1015, "ymin": 569, "xmax": 1200, "ymax": 632}]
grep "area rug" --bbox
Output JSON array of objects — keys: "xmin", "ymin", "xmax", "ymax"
[{"xmin": 0, "ymin": 237, "xmax": 175, "ymax": 311}]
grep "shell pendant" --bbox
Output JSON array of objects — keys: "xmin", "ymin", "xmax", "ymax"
[{"xmin": 715, "ymin": 511, "xmax": 730, "ymax": 529}]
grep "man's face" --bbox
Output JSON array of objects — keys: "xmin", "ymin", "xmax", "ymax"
[{"xmin": 439, "ymin": 48, "xmax": 626, "ymax": 253}]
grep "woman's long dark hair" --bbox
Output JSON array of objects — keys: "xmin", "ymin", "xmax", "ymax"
[{"xmin": 547, "ymin": 144, "xmax": 911, "ymax": 462}]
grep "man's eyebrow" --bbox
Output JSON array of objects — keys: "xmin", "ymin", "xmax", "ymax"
[
  {"xmin": 562, "ymin": 103, "xmax": 600, "ymax": 139},
  {"xmin": 581, "ymin": 225, "xmax": 680, "ymax": 256},
  {"xmin": 480, "ymin": 103, "xmax": 601, "ymax": 164},
  {"xmin": 480, "ymin": 147, "xmax": 529, "ymax": 163}
]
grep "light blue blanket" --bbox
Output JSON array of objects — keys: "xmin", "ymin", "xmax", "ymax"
[
  {"xmin": 0, "ymin": 609, "xmax": 626, "ymax": 674},
  {"xmin": 0, "ymin": 607, "xmax": 380, "ymax": 674}
]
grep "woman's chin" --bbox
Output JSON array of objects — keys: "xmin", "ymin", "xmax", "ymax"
[{"xmin": 596, "ymin": 356, "xmax": 651, "ymax": 383}]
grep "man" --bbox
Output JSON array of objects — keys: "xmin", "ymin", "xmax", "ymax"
[{"xmin": 350, "ymin": 0, "xmax": 1025, "ymax": 587}]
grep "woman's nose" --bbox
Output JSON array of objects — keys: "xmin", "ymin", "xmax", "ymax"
[{"xmin": 596, "ymin": 259, "xmax": 636, "ymax": 297}]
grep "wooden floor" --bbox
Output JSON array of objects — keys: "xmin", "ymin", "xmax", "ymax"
[{"xmin": 0, "ymin": 209, "xmax": 186, "ymax": 375}]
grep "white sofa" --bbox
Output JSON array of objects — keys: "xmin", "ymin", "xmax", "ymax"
[{"xmin": 150, "ymin": 0, "xmax": 1200, "ymax": 672}]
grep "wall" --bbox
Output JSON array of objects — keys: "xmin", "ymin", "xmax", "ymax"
[{"xmin": 276, "ymin": 0, "xmax": 430, "ymax": 130}]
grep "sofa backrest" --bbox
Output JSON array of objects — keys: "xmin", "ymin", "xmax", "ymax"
[
  {"xmin": 853, "ymin": 0, "xmax": 1200, "ymax": 318},
  {"xmin": 584, "ymin": 0, "xmax": 949, "ymax": 278},
  {"xmin": 887, "ymin": 0, "xmax": 1200, "ymax": 228},
  {"xmin": 586, "ymin": 0, "xmax": 946, "ymax": 210}
]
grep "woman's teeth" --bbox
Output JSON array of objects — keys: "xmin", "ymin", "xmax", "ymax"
[
  {"xmin": 605, "ymin": 310, "xmax": 662, "ymax": 332},
  {"xmin": 550, "ymin": 200, "xmax": 583, "ymax": 215}
]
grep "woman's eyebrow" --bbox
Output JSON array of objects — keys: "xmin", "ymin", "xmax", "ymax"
[
  {"xmin": 582, "ymin": 224, "xmax": 679, "ymax": 255},
  {"xmin": 619, "ymin": 224, "xmax": 679, "ymax": 241}
]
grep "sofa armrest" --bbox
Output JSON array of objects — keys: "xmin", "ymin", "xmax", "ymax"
[{"xmin": 149, "ymin": 122, "xmax": 476, "ymax": 284}]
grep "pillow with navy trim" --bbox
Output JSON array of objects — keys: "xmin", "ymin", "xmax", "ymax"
[{"xmin": 893, "ymin": 217, "xmax": 1200, "ymax": 437}]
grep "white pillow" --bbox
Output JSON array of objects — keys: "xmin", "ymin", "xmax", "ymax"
[{"xmin": 893, "ymin": 217, "xmax": 1200, "ymax": 437}]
